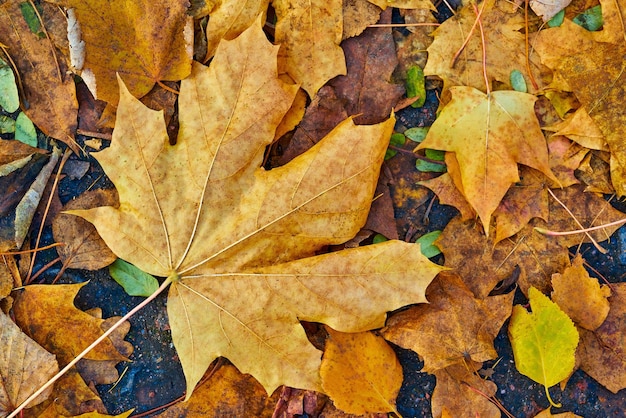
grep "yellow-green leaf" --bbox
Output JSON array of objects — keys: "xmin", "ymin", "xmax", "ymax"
[{"xmin": 508, "ymin": 287, "xmax": 579, "ymax": 407}]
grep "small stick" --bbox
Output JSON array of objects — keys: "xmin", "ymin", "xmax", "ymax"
[
  {"xmin": 367, "ymin": 23, "xmax": 440, "ymax": 28},
  {"xmin": 535, "ymin": 218, "xmax": 626, "ymax": 236}
]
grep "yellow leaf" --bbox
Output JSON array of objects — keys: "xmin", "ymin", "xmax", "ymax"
[
  {"xmin": 416, "ymin": 86, "xmax": 557, "ymax": 234},
  {"xmin": 71, "ymin": 19, "xmax": 443, "ymax": 398},
  {"xmin": 320, "ymin": 327, "xmax": 402, "ymax": 415},
  {"xmin": 274, "ymin": 0, "xmax": 346, "ymax": 96},
  {"xmin": 551, "ymin": 254, "xmax": 611, "ymax": 331},
  {"xmin": 508, "ymin": 287, "xmax": 579, "ymax": 407}
]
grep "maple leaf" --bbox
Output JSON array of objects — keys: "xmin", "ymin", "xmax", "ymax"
[
  {"xmin": 415, "ymin": 86, "xmax": 557, "ymax": 234},
  {"xmin": 423, "ymin": 0, "xmax": 550, "ymax": 93},
  {"xmin": 273, "ymin": 0, "xmax": 346, "ymax": 97},
  {"xmin": 71, "ymin": 20, "xmax": 443, "ymax": 397},
  {"xmin": 50, "ymin": 0, "xmax": 192, "ymax": 105},
  {"xmin": 382, "ymin": 272, "xmax": 514, "ymax": 372}
]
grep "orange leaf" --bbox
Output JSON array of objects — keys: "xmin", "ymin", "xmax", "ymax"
[{"xmin": 321, "ymin": 327, "xmax": 402, "ymax": 415}]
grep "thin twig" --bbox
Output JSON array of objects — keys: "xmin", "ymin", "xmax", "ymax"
[
  {"xmin": 0, "ymin": 242, "xmax": 63, "ymax": 255},
  {"xmin": 27, "ymin": 0, "xmax": 62, "ymax": 83},
  {"xmin": 524, "ymin": 1, "xmax": 539, "ymax": 90},
  {"xmin": 367, "ymin": 23, "xmax": 440, "ymax": 28},
  {"xmin": 545, "ymin": 188, "xmax": 608, "ymax": 253},
  {"xmin": 535, "ymin": 218, "xmax": 626, "ymax": 237},
  {"xmin": 451, "ymin": 1, "xmax": 486, "ymax": 68}
]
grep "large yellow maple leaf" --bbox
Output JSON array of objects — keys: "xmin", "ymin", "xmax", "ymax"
[{"xmin": 70, "ymin": 19, "xmax": 443, "ymax": 397}]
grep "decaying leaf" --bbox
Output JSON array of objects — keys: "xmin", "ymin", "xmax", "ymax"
[
  {"xmin": 431, "ymin": 362, "xmax": 499, "ymax": 418},
  {"xmin": 551, "ymin": 254, "xmax": 611, "ymax": 331},
  {"xmin": 416, "ymin": 86, "xmax": 557, "ymax": 234},
  {"xmin": 0, "ymin": 310, "xmax": 59, "ymax": 415},
  {"xmin": 320, "ymin": 327, "xmax": 402, "ymax": 415},
  {"xmin": 508, "ymin": 287, "xmax": 579, "ymax": 407},
  {"xmin": 382, "ymin": 272, "xmax": 514, "ymax": 373},
  {"xmin": 71, "ymin": 20, "xmax": 443, "ymax": 398},
  {"xmin": 0, "ymin": 1, "xmax": 79, "ymax": 151}
]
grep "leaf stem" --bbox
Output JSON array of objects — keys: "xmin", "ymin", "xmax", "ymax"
[
  {"xmin": 7, "ymin": 276, "xmax": 173, "ymax": 418},
  {"xmin": 545, "ymin": 385, "xmax": 561, "ymax": 408}
]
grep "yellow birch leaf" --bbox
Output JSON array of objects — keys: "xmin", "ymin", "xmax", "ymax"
[
  {"xmin": 274, "ymin": 0, "xmax": 346, "ymax": 96},
  {"xmin": 508, "ymin": 287, "xmax": 579, "ymax": 407},
  {"xmin": 320, "ymin": 327, "xmax": 402, "ymax": 415},
  {"xmin": 70, "ymin": 19, "xmax": 443, "ymax": 399},
  {"xmin": 415, "ymin": 86, "xmax": 557, "ymax": 234}
]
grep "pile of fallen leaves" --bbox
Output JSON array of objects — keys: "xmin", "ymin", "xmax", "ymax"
[{"xmin": 1, "ymin": 0, "xmax": 625, "ymax": 417}]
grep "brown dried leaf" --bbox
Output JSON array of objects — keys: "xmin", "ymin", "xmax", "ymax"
[
  {"xmin": 432, "ymin": 362, "xmax": 500, "ymax": 418},
  {"xmin": 382, "ymin": 272, "xmax": 514, "ymax": 373},
  {"xmin": 0, "ymin": 310, "xmax": 58, "ymax": 415},
  {"xmin": 53, "ymin": 189, "xmax": 118, "ymax": 270},
  {"xmin": 578, "ymin": 283, "xmax": 626, "ymax": 393},
  {"xmin": 0, "ymin": 2, "xmax": 78, "ymax": 150}
]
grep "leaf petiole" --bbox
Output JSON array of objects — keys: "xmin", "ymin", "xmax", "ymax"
[{"xmin": 7, "ymin": 276, "xmax": 174, "ymax": 418}]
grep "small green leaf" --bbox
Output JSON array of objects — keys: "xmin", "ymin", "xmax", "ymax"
[
  {"xmin": 109, "ymin": 259, "xmax": 159, "ymax": 297},
  {"xmin": 15, "ymin": 112, "xmax": 37, "ymax": 147},
  {"xmin": 547, "ymin": 10, "xmax": 565, "ymax": 27},
  {"xmin": 406, "ymin": 66, "xmax": 426, "ymax": 108},
  {"xmin": 416, "ymin": 149, "xmax": 446, "ymax": 173},
  {"xmin": 573, "ymin": 6, "xmax": 603, "ymax": 31},
  {"xmin": 508, "ymin": 287, "xmax": 579, "ymax": 407},
  {"xmin": 404, "ymin": 127, "xmax": 429, "ymax": 143},
  {"xmin": 0, "ymin": 58, "xmax": 19, "ymax": 113},
  {"xmin": 415, "ymin": 231, "xmax": 441, "ymax": 258},
  {"xmin": 510, "ymin": 70, "xmax": 527, "ymax": 93},
  {"xmin": 0, "ymin": 115, "xmax": 16, "ymax": 134},
  {"xmin": 19, "ymin": 2, "xmax": 43, "ymax": 38},
  {"xmin": 385, "ymin": 132, "xmax": 406, "ymax": 160},
  {"xmin": 372, "ymin": 234, "xmax": 388, "ymax": 244}
]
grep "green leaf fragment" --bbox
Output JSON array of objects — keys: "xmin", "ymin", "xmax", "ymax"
[
  {"xmin": 416, "ymin": 149, "xmax": 446, "ymax": 173},
  {"xmin": 0, "ymin": 115, "xmax": 16, "ymax": 133},
  {"xmin": 508, "ymin": 287, "xmax": 579, "ymax": 408},
  {"xmin": 573, "ymin": 6, "xmax": 603, "ymax": 31},
  {"xmin": 547, "ymin": 10, "xmax": 565, "ymax": 27},
  {"xmin": 415, "ymin": 231, "xmax": 441, "ymax": 258},
  {"xmin": 15, "ymin": 112, "xmax": 37, "ymax": 147},
  {"xmin": 0, "ymin": 58, "xmax": 19, "ymax": 113},
  {"xmin": 404, "ymin": 127, "xmax": 429, "ymax": 143},
  {"xmin": 510, "ymin": 70, "xmax": 527, "ymax": 93},
  {"xmin": 406, "ymin": 66, "xmax": 426, "ymax": 108},
  {"xmin": 19, "ymin": 2, "xmax": 43, "ymax": 37},
  {"xmin": 372, "ymin": 234, "xmax": 388, "ymax": 244},
  {"xmin": 109, "ymin": 259, "xmax": 159, "ymax": 297},
  {"xmin": 385, "ymin": 132, "xmax": 406, "ymax": 160}
]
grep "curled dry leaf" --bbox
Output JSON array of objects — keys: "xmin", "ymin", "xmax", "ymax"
[
  {"xmin": 0, "ymin": 311, "xmax": 59, "ymax": 415},
  {"xmin": 70, "ymin": 19, "xmax": 443, "ymax": 398},
  {"xmin": 53, "ymin": 189, "xmax": 118, "ymax": 271}
]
